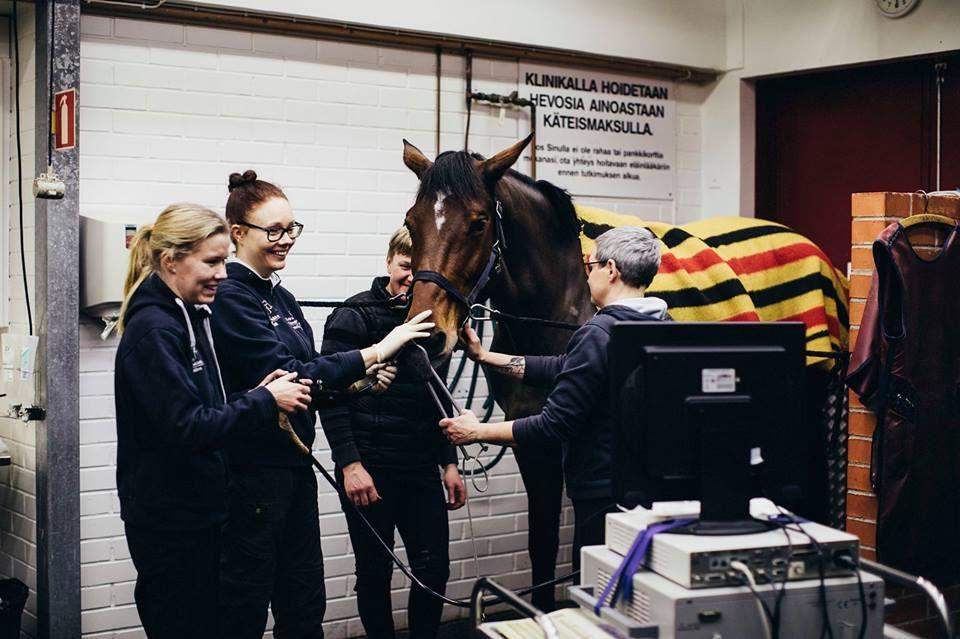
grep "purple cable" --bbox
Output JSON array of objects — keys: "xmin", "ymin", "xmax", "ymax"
[{"xmin": 593, "ymin": 517, "xmax": 696, "ymax": 616}]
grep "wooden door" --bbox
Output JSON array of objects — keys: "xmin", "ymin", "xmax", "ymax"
[{"xmin": 756, "ymin": 55, "xmax": 960, "ymax": 269}]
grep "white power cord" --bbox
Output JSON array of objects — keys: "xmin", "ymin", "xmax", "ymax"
[{"xmin": 730, "ymin": 560, "xmax": 772, "ymax": 639}]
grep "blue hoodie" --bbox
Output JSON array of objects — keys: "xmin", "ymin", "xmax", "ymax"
[
  {"xmin": 512, "ymin": 299, "xmax": 668, "ymax": 501},
  {"xmin": 211, "ymin": 262, "xmax": 367, "ymax": 467},
  {"xmin": 114, "ymin": 273, "xmax": 278, "ymax": 530}
]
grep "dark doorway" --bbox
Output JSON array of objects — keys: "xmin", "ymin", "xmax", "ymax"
[{"xmin": 755, "ymin": 53, "xmax": 960, "ymax": 269}]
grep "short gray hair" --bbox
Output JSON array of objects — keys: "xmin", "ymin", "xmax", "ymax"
[{"xmin": 594, "ymin": 226, "xmax": 661, "ymax": 289}]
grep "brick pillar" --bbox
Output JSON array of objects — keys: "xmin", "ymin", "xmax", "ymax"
[{"xmin": 848, "ymin": 191, "xmax": 960, "ymax": 637}]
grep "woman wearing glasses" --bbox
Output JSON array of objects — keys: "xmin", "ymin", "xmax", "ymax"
[{"xmin": 211, "ymin": 170, "xmax": 433, "ymax": 639}]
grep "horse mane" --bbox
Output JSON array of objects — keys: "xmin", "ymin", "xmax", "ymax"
[
  {"xmin": 417, "ymin": 151, "xmax": 486, "ymax": 208},
  {"xmin": 418, "ymin": 150, "xmax": 580, "ymax": 243},
  {"xmin": 529, "ymin": 177, "xmax": 582, "ymax": 243}
]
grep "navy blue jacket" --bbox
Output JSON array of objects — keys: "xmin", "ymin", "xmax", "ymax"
[
  {"xmin": 318, "ymin": 277, "xmax": 457, "ymax": 472},
  {"xmin": 114, "ymin": 274, "xmax": 278, "ymax": 530},
  {"xmin": 513, "ymin": 304, "xmax": 665, "ymax": 501},
  {"xmin": 211, "ymin": 262, "xmax": 366, "ymax": 467}
]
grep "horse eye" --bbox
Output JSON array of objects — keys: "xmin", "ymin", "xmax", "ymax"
[{"xmin": 468, "ymin": 217, "xmax": 486, "ymax": 235}]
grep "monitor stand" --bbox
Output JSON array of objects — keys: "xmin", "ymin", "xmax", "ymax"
[{"xmin": 668, "ymin": 396, "xmax": 776, "ymax": 536}]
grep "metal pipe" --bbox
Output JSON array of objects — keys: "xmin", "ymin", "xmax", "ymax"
[
  {"xmin": 464, "ymin": 50, "xmax": 473, "ymax": 151},
  {"xmin": 935, "ymin": 62, "xmax": 946, "ymax": 191},
  {"xmin": 84, "ymin": 0, "xmax": 168, "ymax": 8},
  {"xmin": 530, "ymin": 102, "xmax": 537, "ymax": 180},
  {"xmin": 470, "ymin": 577, "xmax": 560, "ymax": 639},
  {"xmin": 858, "ymin": 557, "xmax": 954, "ymax": 638},
  {"xmin": 435, "ymin": 46, "xmax": 441, "ymax": 156}
]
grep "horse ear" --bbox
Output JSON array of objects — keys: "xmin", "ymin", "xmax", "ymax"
[
  {"xmin": 481, "ymin": 133, "xmax": 534, "ymax": 184},
  {"xmin": 402, "ymin": 139, "xmax": 432, "ymax": 179}
]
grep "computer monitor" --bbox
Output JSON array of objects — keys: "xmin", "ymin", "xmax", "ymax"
[{"xmin": 609, "ymin": 321, "xmax": 807, "ymax": 535}]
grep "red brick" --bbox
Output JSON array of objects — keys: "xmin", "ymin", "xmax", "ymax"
[
  {"xmin": 849, "ymin": 328, "xmax": 860, "ymax": 349},
  {"xmin": 846, "ymin": 518, "xmax": 877, "ymax": 546},
  {"xmin": 851, "ymin": 193, "xmax": 886, "ymax": 218},
  {"xmin": 851, "ymin": 192, "xmax": 919, "ymax": 218},
  {"xmin": 852, "ymin": 218, "xmax": 893, "ymax": 245},
  {"xmin": 849, "ymin": 273, "xmax": 872, "ymax": 300},
  {"xmin": 849, "ymin": 300, "xmax": 865, "ymax": 326},
  {"xmin": 846, "ymin": 492, "xmax": 877, "ymax": 520},
  {"xmin": 927, "ymin": 194, "xmax": 960, "ymax": 217},
  {"xmin": 848, "ymin": 465, "xmax": 872, "ymax": 492},
  {"xmin": 860, "ymin": 547, "xmax": 876, "ymax": 561},
  {"xmin": 904, "ymin": 226, "xmax": 952, "ymax": 248},
  {"xmin": 848, "ymin": 438, "xmax": 873, "ymax": 464},
  {"xmin": 851, "ymin": 246, "xmax": 875, "ymax": 272},
  {"xmin": 849, "ymin": 394, "xmax": 865, "ymax": 412},
  {"xmin": 848, "ymin": 411, "xmax": 876, "ymax": 437}
]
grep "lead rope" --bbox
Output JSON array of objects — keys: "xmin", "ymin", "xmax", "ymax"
[{"xmin": 414, "ymin": 342, "xmax": 485, "ymax": 581}]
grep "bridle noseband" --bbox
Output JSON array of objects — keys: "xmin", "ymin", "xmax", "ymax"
[{"xmin": 410, "ymin": 200, "xmax": 507, "ymax": 323}]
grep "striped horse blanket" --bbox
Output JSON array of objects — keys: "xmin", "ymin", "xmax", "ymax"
[{"xmin": 575, "ymin": 206, "xmax": 849, "ymax": 367}]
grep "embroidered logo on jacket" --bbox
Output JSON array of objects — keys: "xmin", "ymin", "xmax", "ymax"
[
  {"xmin": 260, "ymin": 300, "xmax": 281, "ymax": 327},
  {"xmin": 191, "ymin": 348, "xmax": 205, "ymax": 373}
]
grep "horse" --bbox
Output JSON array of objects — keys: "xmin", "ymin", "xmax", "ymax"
[
  {"xmin": 399, "ymin": 136, "xmax": 850, "ymax": 597},
  {"xmin": 401, "ymin": 134, "xmax": 591, "ymax": 607}
]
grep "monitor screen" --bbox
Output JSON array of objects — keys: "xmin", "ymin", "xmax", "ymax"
[{"xmin": 609, "ymin": 321, "xmax": 807, "ymax": 533}]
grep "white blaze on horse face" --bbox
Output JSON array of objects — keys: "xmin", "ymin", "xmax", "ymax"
[{"xmin": 434, "ymin": 192, "xmax": 448, "ymax": 232}]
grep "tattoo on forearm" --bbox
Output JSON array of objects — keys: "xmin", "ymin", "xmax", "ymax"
[{"xmin": 495, "ymin": 356, "xmax": 525, "ymax": 378}]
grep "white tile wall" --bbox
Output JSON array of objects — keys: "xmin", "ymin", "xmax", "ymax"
[{"xmin": 77, "ymin": 15, "xmax": 704, "ymax": 638}]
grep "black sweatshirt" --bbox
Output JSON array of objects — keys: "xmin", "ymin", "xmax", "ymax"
[
  {"xmin": 513, "ymin": 302, "xmax": 667, "ymax": 501},
  {"xmin": 114, "ymin": 274, "xmax": 278, "ymax": 530},
  {"xmin": 318, "ymin": 276, "xmax": 457, "ymax": 472},
  {"xmin": 211, "ymin": 262, "xmax": 366, "ymax": 467}
]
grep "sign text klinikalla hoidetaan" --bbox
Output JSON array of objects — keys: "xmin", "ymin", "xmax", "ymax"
[{"xmin": 519, "ymin": 63, "xmax": 675, "ymax": 200}]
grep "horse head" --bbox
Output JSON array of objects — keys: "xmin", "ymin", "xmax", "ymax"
[{"xmin": 401, "ymin": 135, "xmax": 533, "ymax": 364}]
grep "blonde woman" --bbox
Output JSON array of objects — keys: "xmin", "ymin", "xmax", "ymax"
[{"xmin": 114, "ymin": 203, "xmax": 313, "ymax": 638}]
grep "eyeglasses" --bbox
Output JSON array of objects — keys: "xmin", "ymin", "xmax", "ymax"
[
  {"xmin": 238, "ymin": 221, "xmax": 304, "ymax": 242},
  {"xmin": 583, "ymin": 258, "xmax": 604, "ymax": 276}
]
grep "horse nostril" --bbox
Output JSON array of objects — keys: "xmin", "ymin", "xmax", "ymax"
[{"xmin": 422, "ymin": 332, "xmax": 446, "ymax": 358}]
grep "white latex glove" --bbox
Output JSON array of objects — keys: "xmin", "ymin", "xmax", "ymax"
[
  {"xmin": 349, "ymin": 363, "xmax": 397, "ymax": 395},
  {"xmin": 374, "ymin": 310, "xmax": 433, "ymax": 362}
]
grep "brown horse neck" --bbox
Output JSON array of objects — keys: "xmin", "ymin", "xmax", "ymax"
[{"xmin": 488, "ymin": 184, "xmax": 593, "ymax": 326}]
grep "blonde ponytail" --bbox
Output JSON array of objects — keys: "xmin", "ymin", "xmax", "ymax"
[{"xmin": 118, "ymin": 203, "xmax": 228, "ymax": 333}]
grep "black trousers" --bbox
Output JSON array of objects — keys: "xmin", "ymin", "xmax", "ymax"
[
  {"xmin": 514, "ymin": 442, "xmax": 564, "ymax": 611},
  {"xmin": 219, "ymin": 466, "xmax": 326, "ymax": 639},
  {"xmin": 571, "ymin": 497, "xmax": 618, "ymax": 573},
  {"xmin": 125, "ymin": 523, "xmax": 220, "ymax": 639},
  {"xmin": 338, "ymin": 466, "xmax": 450, "ymax": 639}
]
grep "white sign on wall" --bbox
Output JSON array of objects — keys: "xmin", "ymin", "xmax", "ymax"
[{"xmin": 520, "ymin": 63, "xmax": 675, "ymax": 200}]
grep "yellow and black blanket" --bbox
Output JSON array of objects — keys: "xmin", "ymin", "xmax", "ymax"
[{"xmin": 575, "ymin": 206, "xmax": 849, "ymax": 367}]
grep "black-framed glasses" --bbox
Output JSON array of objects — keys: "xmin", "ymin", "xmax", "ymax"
[
  {"xmin": 238, "ymin": 221, "xmax": 304, "ymax": 242},
  {"xmin": 583, "ymin": 258, "xmax": 604, "ymax": 275}
]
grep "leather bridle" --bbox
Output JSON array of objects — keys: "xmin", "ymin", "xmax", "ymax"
[{"xmin": 410, "ymin": 200, "xmax": 507, "ymax": 325}]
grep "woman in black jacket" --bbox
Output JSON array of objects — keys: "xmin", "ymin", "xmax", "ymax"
[
  {"xmin": 114, "ymin": 203, "xmax": 314, "ymax": 638},
  {"xmin": 211, "ymin": 171, "xmax": 432, "ymax": 639}
]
